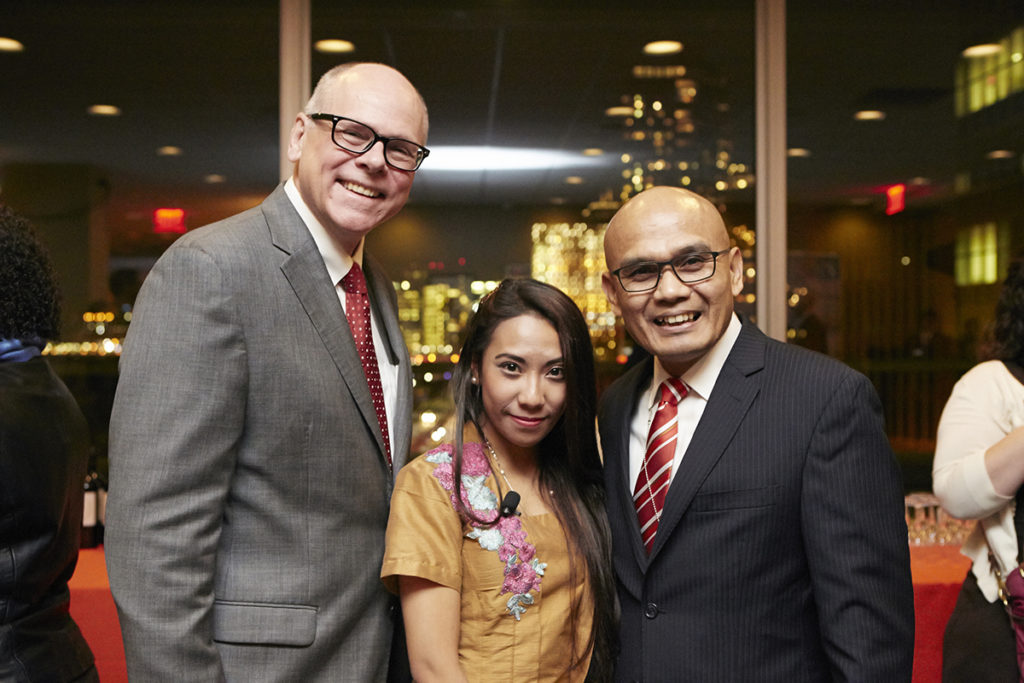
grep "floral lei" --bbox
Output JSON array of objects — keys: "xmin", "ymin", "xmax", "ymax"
[{"xmin": 427, "ymin": 442, "xmax": 546, "ymax": 620}]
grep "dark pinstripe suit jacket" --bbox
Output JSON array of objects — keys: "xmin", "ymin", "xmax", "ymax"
[{"xmin": 597, "ymin": 319, "xmax": 914, "ymax": 682}]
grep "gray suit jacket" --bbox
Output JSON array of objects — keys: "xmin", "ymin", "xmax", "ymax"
[
  {"xmin": 106, "ymin": 185, "xmax": 413, "ymax": 682},
  {"xmin": 597, "ymin": 319, "xmax": 915, "ymax": 682}
]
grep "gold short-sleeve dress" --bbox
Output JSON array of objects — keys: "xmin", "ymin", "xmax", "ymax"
[{"xmin": 381, "ymin": 441, "xmax": 594, "ymax": 682}]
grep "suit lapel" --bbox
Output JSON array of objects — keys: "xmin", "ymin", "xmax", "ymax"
[
  {"xmin": 263, "ymin": 186, "xmax": 391, "ymax": 470},
  {"xmin": 647, "ymin": 323, "xmax": 766, "ymax": 560}
]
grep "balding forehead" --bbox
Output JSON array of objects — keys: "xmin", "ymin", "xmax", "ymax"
[
  {"xmin": 609, "ymin": 188, "xmax": 722, "ymax": 233},
  {"xmin": 604, "ymin": 187, "xmax": 729, "ymax": 262}
]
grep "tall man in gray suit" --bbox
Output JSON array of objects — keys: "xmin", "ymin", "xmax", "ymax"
[
  {"xmin": 105, "ymin": 62, "xmax": 428, "ymax": 681},
  {"xmin": 597, "ymin": 186, "xmax": 915, "ymax": 681}
]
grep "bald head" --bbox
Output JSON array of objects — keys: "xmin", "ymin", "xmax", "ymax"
[
  {"xmin": 600, "ymin": 185, "xmax": 743, "ymax": 376},
  {"xmin": 605, "ymin": 186, "xmax": 727, "ymax": 265},
  {"xmin": 306, "ymin": 62, "xmax": 429, "ymax": 133}
]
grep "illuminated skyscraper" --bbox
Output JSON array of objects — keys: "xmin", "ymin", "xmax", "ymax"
[{"xmin": 530, "ymin": 221, "xmax": 620, "ymax": 361}]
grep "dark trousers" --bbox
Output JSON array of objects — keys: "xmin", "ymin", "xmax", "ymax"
[{"xmin": 943, "ymin": 570, "xmax": 1019, "ymax": 682}]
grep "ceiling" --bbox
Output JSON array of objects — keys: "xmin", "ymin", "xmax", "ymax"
[{"xmin": 1, "ymin": 0, "xmax": 1022, "ymax": 257}]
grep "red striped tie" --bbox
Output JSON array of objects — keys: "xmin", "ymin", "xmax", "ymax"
[
  {"xmin": 634, "ymin": 378, "xmax": 687, "ymax": 553},
  {"xmin": 341, "ymin": 263, "xmax": 391, "ymax": 469}
]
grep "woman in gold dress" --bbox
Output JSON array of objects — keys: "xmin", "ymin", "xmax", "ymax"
[{"xmin": 382, "ymin": 278, "xmax": 617, "ymax": 681}]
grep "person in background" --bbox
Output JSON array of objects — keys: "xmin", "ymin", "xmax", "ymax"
[
  {"xmin": 105, "ymin": 62, "xmax": 428, "ymax": 681},
  {"xmin": 381, "ymin": 278, "xmax": 618, "ymax": 682},
  {"xmin": 597, "ymin": 186, "xmax": 914, "ymax": 681},
  {"xmin": 933, "ymin": 252, "xmax": 1024, "ymax": 681},
  {"xmin": 0, "ymin": 204, "xmax": 97, "ymax": 682}
]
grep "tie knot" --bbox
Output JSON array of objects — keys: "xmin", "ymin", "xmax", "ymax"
[
  {"xmin": 341, "ymin": 263, "xmax": 367, "ymax": 295},
  {"xmin": 659, "ymin": 378, "xmax": 688, "ymax": 406}
]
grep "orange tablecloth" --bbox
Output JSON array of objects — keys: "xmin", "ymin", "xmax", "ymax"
[
  {"xmin": 68, "ymin": 544, "xmax": 971, "ymax": 682},
  {"xmin": 910, "ymin": 544, "xmax": 972, "ymax": 683}
]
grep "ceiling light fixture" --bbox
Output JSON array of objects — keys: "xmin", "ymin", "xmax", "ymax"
[
  {"xmin": 854, "ymin": 110, "xmax": 886, "ymax": 121},
  {"xmin": 204, "ymin": 174, "xmax": 226, "ymax": 183},
  {"xmin": 787, "ymin": 148, "xmax": 811, "ymax": 158},
  {"xmin": 87, "ymin": 104, "xmax": 121, "ymax": 116},
  {"xmin": 314, "ymin": 39, "xmax": 355, "ymax": 53},
  {"xmin": 643, "ymin": 40, "xmax": 683, "ymax": 55},
  {"xmin": 565, "ymin": 176, "xmax": 584, "ymax": 185},
  {"xmin": 985, "ymin": 149, "xmax": 1015, "ymax": 160},
  {"xmin": 604, "ymin": 106, "xmax": 634, "ymax": 117},
  {"xmin": 157, "ymin": 146, "xmax": 183, "ymax": 156},
  {"xmin": 961, "ymin": 43, "xmax": 1002, "ymax": 58},
  {"xmin": 423, "ymin": 146, "xmax": 606, "ymax": 172},
  {"xmin": 582, "ymin": 148, "xmax": 604, "ymax": 156},
  {"xmin": 0, "ymin": 37, "xmax": 24, "ymax": 52}
]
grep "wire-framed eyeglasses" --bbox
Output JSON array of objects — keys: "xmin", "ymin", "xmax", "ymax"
[
  {"xmin": 308, "ymin": 113, "xmax": 430, "ymax": 171},
  {"xmin": 611, "ymin": 250, "xmax": 726, "ymax": 292}
]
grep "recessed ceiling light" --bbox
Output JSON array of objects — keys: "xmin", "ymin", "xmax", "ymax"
[
  {"xmin": 565, "ymin": 176, "xmax": 584, "ymax": 185},
  {"xmin": 87, "ymin": 104, "xmax": 121, "ymax": 116},
  {"xmin": 985, "ymin": 149, "xmax": 1015, "ymax": 160},
  {"xmin": 549, "ymin": 197, "xmax": 567, "ymax": 205},
  {"xmin": 582, "ymin": 148, "xmax": 604, "ymax": 157},
  {"xmin": 854, "ymin": 110, "xmax": 886, "ymax": 121},
  {"xmin": 643, "ymin": 40, "xmax": 683, "ymax": 55},
  {"xmin": 0, "ymin": 37, "xmax": 24, "ymax": 52},
  {"xmin": 787, "ymin": 148, "xmax": 811, "ymax": 158},
  {"xmin": 604, "ymin": 106, "xmax": 634, "ymax": 117},
  {"xmin": 962, "ymin": 43, "xmax": 1002, "ymax": 58},
  {"xmin": 909, "ymin": 176, "xmax": 930, "ymax": 185},
  {"xmin": 314, "ymin": 39, "xmax": 355, "ymax": 54},
  {"xmin": 157, "ymin": 146, "xmax": 183, "ymax": 156},
  {"xmin": 204, "ymin": 174, "xmax": 226, "ymax": 183}
]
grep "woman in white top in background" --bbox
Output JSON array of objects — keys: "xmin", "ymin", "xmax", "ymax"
[{"xmin": 934, "ymin": 251, "xmax": 1024, "ymax": 682}]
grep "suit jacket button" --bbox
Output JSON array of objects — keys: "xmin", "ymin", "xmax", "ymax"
[{"xmin": 644, "ymin": 602, "xmax": 658, "ymax": 619}]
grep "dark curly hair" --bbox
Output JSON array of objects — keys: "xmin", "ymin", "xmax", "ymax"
[
  {"xmin": 0, "ymin": 204, "xmax": 61, "ymax": 340},
  {"xmin": 992, "ymin": 251, "xmax": 1024, "ymax": 367}
]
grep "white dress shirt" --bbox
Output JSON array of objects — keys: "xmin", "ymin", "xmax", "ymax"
[
  {"xmin": 284, "ymin": 178, "xmax": 399, "ymax": 458},
  {"xmin": 627, "ymin": 314, "xmax": 742, "ymax": 491}
]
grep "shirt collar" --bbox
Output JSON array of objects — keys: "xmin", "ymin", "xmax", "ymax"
[
  {"xmin": 284, "ymin": 177, "xmax": 364, "ymax": 284},
  {"xmin": 646, "ymin": 313, "xmax": 742, "ymax": 408}
]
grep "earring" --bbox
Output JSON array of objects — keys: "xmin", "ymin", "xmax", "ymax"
[{"xmin": 471, "ymin": 376, "xmax": 479, "ymax": 384}]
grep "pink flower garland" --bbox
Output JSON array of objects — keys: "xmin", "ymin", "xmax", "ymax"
[{"xmin": 426, "ymin": 442, "xmax": 545, "ymax": 619}]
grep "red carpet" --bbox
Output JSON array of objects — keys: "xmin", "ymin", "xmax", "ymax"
[
  {"xmin": 67, "ymin": 544, "xmax": 969, "ymax": 682},
  {"xmin": 69, "ymin": 547, "xmax": 127, "ymax": 682}
]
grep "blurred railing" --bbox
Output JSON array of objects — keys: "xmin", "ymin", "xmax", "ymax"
[{"xmin": 853, "ymin": 358, "xmax": 972, "ymax": 492}]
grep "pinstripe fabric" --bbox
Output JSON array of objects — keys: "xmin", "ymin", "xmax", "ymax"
[
  {"xmin": 634, "ymin": 378, "xmax": 687, "ymax": 552},
  {"xmin": 597, "ymin": 318, "xmax": 915, "ymax": 682}
]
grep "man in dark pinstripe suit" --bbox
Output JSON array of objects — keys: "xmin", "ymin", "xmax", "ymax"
[{"xmin": 597, "ymin": 186, "xmax": 914, "ymax": 682}]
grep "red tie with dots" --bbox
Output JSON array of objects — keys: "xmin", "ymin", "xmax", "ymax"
[
  {"xmin": 341, "ymin": 263, "xmax": 391, "ymax": 469},
  {"xmin": 634, "ymin": 378, "xmax": 687, "ymax": 553}
]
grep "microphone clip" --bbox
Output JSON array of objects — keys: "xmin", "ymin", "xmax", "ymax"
[{"xmin": 500, "ymin": 491, "xmax": 521, "ymax": 517}]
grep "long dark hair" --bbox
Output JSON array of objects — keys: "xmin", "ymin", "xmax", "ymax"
[
  {"xmin": 991, "ymin": 251, "xmax": 1024, "ymax": 367},
  {"xmin": 449, "ymin": 278, "xmax": 618, "ymax": 681},
  {"xmin": 0, "ymin": 204, "xmax": 61, "ymax": 340}
]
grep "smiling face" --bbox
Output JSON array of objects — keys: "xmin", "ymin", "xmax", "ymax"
[
  {"xmin": 473, "ymin": 313, "xmax": 568, "ymax": 460},
  {"xmin": 287, "ymin": 64, "xmax": 428, "ymax": 254},
  {"xmin": 601, "ymin": 187, "xmax": 744, "ymax": 377}
]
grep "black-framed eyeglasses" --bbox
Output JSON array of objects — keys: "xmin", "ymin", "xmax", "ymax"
[
  {"xmin": 611, "ymin": 250, "xmax": 726, "ymax": 292},
  {"xmin": 308, "ymin": 113, "xmax": 430, "ymax": 171}
]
